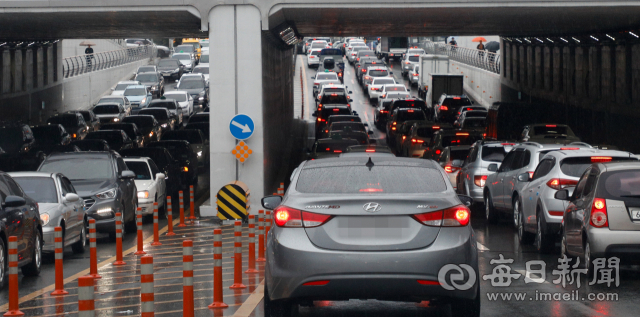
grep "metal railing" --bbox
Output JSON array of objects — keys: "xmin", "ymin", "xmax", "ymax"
[
  {"xmin": 62, "ymin": 45, "xmax": 154, "ymax": 78},
  {"xmin": 422, "ymin": 41, "xmax": 501, "ymax": 74}
]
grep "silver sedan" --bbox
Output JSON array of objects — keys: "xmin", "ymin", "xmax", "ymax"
[{"xmin": 261, "ymin": 157, "xmax": 480, "ymax": 317}]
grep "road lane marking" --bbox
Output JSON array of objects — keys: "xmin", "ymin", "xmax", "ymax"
[
  {"xmin": 476, "ymin": 242, "xmax": 489, "ymax": 251},
  {"xmin": 233, "ymin": 280, "xmax": 265, "ymax": 317}
]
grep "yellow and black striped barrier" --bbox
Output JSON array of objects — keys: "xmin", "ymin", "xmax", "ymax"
[{"xmin": 216, "ymin": 182, "xmax": 250, "ymax": 220}]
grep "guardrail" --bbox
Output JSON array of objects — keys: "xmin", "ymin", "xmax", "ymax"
[
  {"xmin": 62, "ymin": 45, "xmax": 154, "ymax": 78},
  {"xmin": 422, "ymin": 41, "xmax": 501, "ymax": 74}
]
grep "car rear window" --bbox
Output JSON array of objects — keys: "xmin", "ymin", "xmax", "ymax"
[
  {"xmin": 321, "ymin": 49, "xmax": 342, "ymax": 55},
  {"xmin": 13, "ymin": 177, "xmax": 58, "ymax": 203},
  {"xmin": 442, "ymin": 134, "xmax": 482, "ymax": 147},
  {"xmin": 392, "ymin": 100, "xmax": 426, "ymax": 110},
  {"xmin": 450, "ymin": 149, "xmax": 470, "ymax": 161},
  {"xmin": 85, "ymin": 132, "xmax": 124, "ymax": 145},
  {"xmin": 321, "ymin": 107, "xmax": 351, "ymax": 117},
  {"xmin": 328, "ymin": 116, "xmax": 361, "ymax": 123},
  {"xmin": 373, "ymin": 78, "xmax": 395, "ymax": 85},
  {"xmin": 464, "ymin": 118, "xmax": 486, "ymax": 128},
  {"xmin": 481, "ymin": 146, "xmax": 508, "ymax": 162},
  {"xmin": 397, "ymin": 110, "xmax": 427, "ymax": 122},
  {"xmin": 600, "ymin": 170, "xmax": 640, "ymax": 199},
  {"xmin": 369, "ymin": 70, "xmax": 389, "ymax": 77},
  {"xmin": 561, "ymin": 157, "xmax": 635, "ymax": 177},
  {"xmin": 296, "ymin": 165, "xmax": 447, "ymax": 194},
  {"xmin": 533, "ymin": 126, "xmax": 568, "ymax": 135},
  {"xmin": 417, "ymin": 127, "xmax": 438, "ymax": 138},
  {"xmin": 322, "ymin": 88, "xmax": 345, "ymax": 94},
  {"xmin": 310, "ymin": 50, "xmax": 320, "ymax": 56},
  {"xmin": 330, "ymin": 122, "xmax": 366, "ymax": 133},
  {"xmin": 125, "ymin": 161, "xmax": 152, "ymax": 180},
  {"xmin": 442, "ymin": 97, "xmax": 473, "ymax": 107},
  {"xmin": 385, "ymin": 86, "xmax": 407, "ymax": 92},
  {"xmin": 320, "ymin": 94, "xmax": 348, "ymax": 104},
  {"xmin": 409, "ymin": 56, "xmax": 420, "ymax": 62},
  {"xmin": 465, "ymin": 111, "xmax": 487, "ymax": 118},
  {"xmin": 316, "ymin": 73, "xmax": 337, "ymax": 80}
]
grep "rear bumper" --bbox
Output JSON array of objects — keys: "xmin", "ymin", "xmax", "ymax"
[
  {"xmin": 587, "ymin": 227, "xmax": 640, "ymax": 260},
  {"xmin": 266, "ymin": 226, "xmax": 478, "ymax": 302}
]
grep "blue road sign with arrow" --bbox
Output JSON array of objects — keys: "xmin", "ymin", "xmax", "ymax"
[{"xmin": 229, "ymin": 114, "xmax": 255, "ymax": 140}]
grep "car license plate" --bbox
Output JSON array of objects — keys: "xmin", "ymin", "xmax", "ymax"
[{"xmin": 630, "ymin": 208, "xmax": 640, "ymax": 220}]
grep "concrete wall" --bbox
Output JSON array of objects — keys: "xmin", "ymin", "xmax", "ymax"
[
  {"xmin": 61, "ymin": 58, "xmax": 150, "ymax": 111},
  {"xmin": 451, "ymin": 60, "xmax": 501, "ymax": 109},
  {"xmin": 62, "ymin": 39, "xmax": 126, "ymax": 58}
]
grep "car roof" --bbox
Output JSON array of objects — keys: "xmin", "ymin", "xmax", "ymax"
[
  {"xmin": 598, "ymin": 161, "xmax": 640, "ymax": 171},
  {"xmin": 47, "ymin": 151, "xmax": 115, "ymax": 160},
  {"xmin": 542, "ymin": 149, "xmax": 633, "ymax": 159},
  {"xmin": 7, "ymin": 172, "xmax": 56, "ymax": 178},
  {"xmin": 137, "ymin": 72, "xmax": 158, "ymax": 76},
  {"xmin": 163, "ymin": 91, "xmax": 187, "ymax": 95},
  {"xmin": 448, "ymin": 145, "xmax": 472, "ymax": 151},
  {"xmin": 303, "ymin": 156, "xmax": 439, "ymax": 169},
  {"xmin": 125, "ymin": 85, "xmax": 146, "ymax": 89},
  {"xmin": 123, "ymin": 157, "xmax": 151, "ymax": 163}
]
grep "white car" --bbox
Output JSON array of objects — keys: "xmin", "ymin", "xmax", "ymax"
[
  {"xmin": 369, "ymin": 77, "xmax": 398, "ymax": 101},
  {"xmin": 199, "ymin": 53, "xmax": 209, "ymax": 67},
  {"xmin": 377, "ymin": 84, "xmax": 408, "ymax": 105},
  {"xmin": 346, "ymin": 41, "xmax": 367, "ymax": 58},
  {"xmin": 307, "ymin": 49, "xmax": 322, "ymax": 68},
  {"xmin": 172, "ymin": 53, "xmax": 195, "ymax": 72},
  {"xmin": 192, "ymin": 65, "xmax": 209, "ymax": 85},
  {"xmin": 316, "ymin": 84, "xmax": 351, "ymax": 106},
  {"xmin": 112, "ymin": 81, "xmax": 141, "ymax": 96},
  {"xmin": 163, "ymin": 91, "xmax": 194, "ymax": 118},
  {"xmin": 307, "ymin": 40, "xmax": 329, "ymax": 54},
  {"xmin": 124, "ymin": 157, "xmax": 167, "ymax": 216},
  {"xmin": 312, "ymin": 72, "xmax": 340, "ymax": 97}
]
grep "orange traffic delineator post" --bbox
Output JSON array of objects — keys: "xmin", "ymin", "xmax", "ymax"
[
  {"xmin": 209, "ymin": 229, "xmax": 228, "ymax": 309},
  {"xmin": 88, "ymin": 219, "xmax": 101, "ymax": 279},
  {"xmin": 183, "ymin": 240, "xmax": 195, "ymax": 316},
  {"xmin": 77, "ymin": 276, "xmax": 95, "ymax": 317},
  {"xmin": 135, "ymin": 207, "xmax": 146, "ymax": 255},
  {"xmin": 177, "ymin": 191, "xmax": 186, "ymax": 227},
  {"xmin": 166, "ymin": 196, "xmax": 175, "ymax": 236},
  {"xmin": 230, "ymin": 221, "xmax": 246, "ymax": 289},
  {"xmin": 114, "ymin": 213, "xmax": 126, "ymax": 266},
  {"xmin": 51, "ymin": 227, "xmax": 68, "ymax": 295},
  {"xmin": 188, "ymin": 185, "xmax": 196, "ymax": 222},
  {"xmin": 265, "ymin": 210, "xmax": 272, "ymax": 251},
  {"xmin": 140, "ymin": 255, "xmax": 154, "ymax": 317},
  {"xmin": 151, "ymin": 203, "xmax": 162, "ymax": 246},
  {"xmin": 245, "ymin": 215, "xmax": 258, "ymax": 274},
  {"xmin": 277, "ymin": 183, "xmax": 284, "ymax": 196},
  {"xmin": 4, "ymin": 236, "xmax": 24, "ymax": 317},
  {"xmin": 257, "ymin": 210, "xmax": 266, "ymax": 262}
]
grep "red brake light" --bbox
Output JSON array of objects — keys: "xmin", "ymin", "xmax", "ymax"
[
  {"xmin": 274, "ymin": 206, "xmax": 302, "ymax": 227},
  {"xmin": 560, "ymin": 147, "xmax": 579, "ymax": 150},
  {"xmin": 406, "ymin": 99, "xmax": 415, "ymax": 101},
  {"xmin": 453, "ymin": 97, "xmax": 461, "ymax": 100},
  {"xmin": 528, "ymin": 171, "xmax": 535, "ymax": 178},
  {"xmin": 432, "ymin": 126, "xmax": 440, "ymax": 129},
  {"xmin": 408, "ymin": 109, "xmax": 414, "ymax": 112},
  {"xmin": 380, "ymin": 110, "xmax": 387, "ymax": 113},
  {"xmin": 412, "ymin": 205, "xmax": 470, "ymax": 227},
  {"xmin": 591, "ymin": 156, "xmax": 612, "ymax": 163},
  {"xmin": 371, "ymin": 88, "xmax": 379, "ymax": 91},
  {"xmin": 467, "ymin": 108, "xmax": 473, "ymax": 111},
  {"xmin": 331, "ymin": 94, "xmax": 338, "ymax": 96},
  {"xmin": 303, "ymin": 280, "xmax": 330, "ymax": 286},
  {"xmin": 411, "ymin": 139, "xmax": 424, "ymax": 144},
  {"xmin": 333, "ymin": 150, "xmax": 342, "ymax": 153},
  {"xmin": 435, "ymin": 149, "xmax": 441, "ymax": 155},
  {"xmin": 333, "ymin": 108, "xmax": 340, "ymax": 112},
  {"xmin": 546, "ymin": 124, "xmax": 557, "ymax": 127},
  {"xmin": 362, "ymin": 69, "xmax": 367, "ymax": 72},
  {"xmin": 590, "ymin": 198, "xmax": 608, "ymax": 228},
  {"xmin": 365, "ymin": 149, "xmax": 376, "ymax": 152},
  {"xmin": 359, "ymin": 188, "xmax": 383, "ymax": 192},
  {"xmin": 456, "ymin": 132, "xmax": 469, "ymax": 136},
  {"xmin": 546, "ymin": 178, "xmax": 578, "ymax": 190},
  {"xmin": 474, "ymin": 175, "xmax": 488, "ymax": 187},
  {"xmin": 440, "ymin": 106, "xmax": 449, "ymax": 111},
  {"xmin": 317, "ymin": 118, "xmax": 322, "ymax": 122}
]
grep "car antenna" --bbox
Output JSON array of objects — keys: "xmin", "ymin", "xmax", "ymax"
[{"xmin": 366, "ymin": 157, "xmax": 374, "ymax": 171}]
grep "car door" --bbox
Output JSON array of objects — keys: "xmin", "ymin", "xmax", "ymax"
[
  {"xmin": 565, "ymin": 168, "xmax": 591, "ymax": 253},
  {"xmin": 148, "ymin": 159, "xmax": 166, "ymax": 203},
  {"xmin": 58, "ymin": 175, "xmax": 80, "ymax": 241},
  {"xmin": 491, "ymin": 150, "xmax": 516, "ymax": 208},
  {"xmin": 2, "ymin": 176, "xmax": 31, "ymax": 259},
  {"xmin": 500, "ymin": 150, "xmax": 525, "ymax": 208},
  {"xmin": 460, "ymin": 145, "xmax": 478, "ymax": 192}
]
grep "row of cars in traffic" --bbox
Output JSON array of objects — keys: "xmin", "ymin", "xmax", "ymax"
[{"xmin": 0, "ymin": 51, "xmax": 212, "ymax": 284}]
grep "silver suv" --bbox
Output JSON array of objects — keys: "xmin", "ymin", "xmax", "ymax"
[
  {"xmin": 483, "ymin": 142, "xmax": 592, "ymax": 224},
  {"xmin": 456, "ymin": 141, "xmax": 514, "ymax": 203},
  {"xmin": 515, "ymin": 149, "xmax": 636, "ymax": 253}
]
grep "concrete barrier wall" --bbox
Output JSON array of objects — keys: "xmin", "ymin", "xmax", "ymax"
[
  {"xmin": 61, "ymin": 58, "xmax": 150, "ymax": 111},
  {"xmin": 451, "ymin": 60, "xmax": 501, "ymax": 109}
]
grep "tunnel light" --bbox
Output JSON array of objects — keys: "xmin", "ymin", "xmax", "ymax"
[
  {"xmin": 524, "ymin": 38, "xmax": 531, "ymax": 43},
  {"xmin": 515, "ymin": 39, "xmax": 522, "ymax": 43},
  {"xmin": 630, "ymin": 32, "xmax": 639, "ymax": 38},
  {"xmin": 572, "ymin": 37, "xmax": 581, "ymax": 43},
  {"xmin": 590, "ymin": 35, "xmax": 599, "ymax": 41},
  {"xmin": 606, "ymin": 34, "xmax": 615, "ymax": 41},
  {"xmin": 559, "ymin": 37, "xmax": 569, "ymax": 43},
  {"xmin": 536, "ymin": 38, "xmax": 543, "ymax": 43},
  {"xmin": 546, "ymin": 38, "xmax": 554, "ymax": 43}
]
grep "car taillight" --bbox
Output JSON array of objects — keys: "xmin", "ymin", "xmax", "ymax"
[
  {"xmin": 560, "ymin": 147, "xmax": 579, "ymax": 150},
  {"xmin": 314, "ymin": 83, "xmax": 319, "ymax": 86},
  {"xmin": 590, "ymin": 198, "xmax": 608, "ymax": 228},
  {"xmin": 413, "ymin": 73, "xmax": 418, "ymax": 76},
  {"xmin": 591, "ymin": 156, "xmax": 612, "ymax": 163},
  {"xmin": 274, "ymin": 206, "xmax": 332, "ymax": 228},
  {"xmin": 456, "ymin": 132, "xmax": 469, "ymax": 136},
  {"xmin": 453, "ymin": 97, "xmax": 461, "ymax": 100},
  {"xmin": 362, "ymin": 69, "xmax": 367, "ymax": 72},
  {"xmin": 405, "ymin": 62, "xmax": 410, "ymax": 64},
  {"xmin": 546, "ymin": 178, "xmax": 578, "ymax": 190},
  {"xmin": 440, "ymin": 106, "xmax": 448, "ymax": 111},
  {"xmin": 411, "ymin": 139, "xmax": 424, "ymax": 144},
  {"xmin": 546, "ymin": 124, "xmax": 556, "ymax": 127},
  {"xmin": 412, "ymin": 205, "xmax": 470, "ymax": 227},
  {"xmin": 379, "ymin": 110, "xmax": 387, "ymax": 113},
  {"xmin": 527, "ymin": 171, "xmax": 534, "ymax": 178},
  {"xmin": 474, "ymin": 175, "xmax": 488, "ymax": 187},
  {"xmin": 371, "ymin": 88, "xmax": 379, "ymax": 91},
  {"xmin": 444, "ymin": 165, "xmax": 460, "ymax": 173},
  {"xmin": 309, "ymin": 56, "xmax": 315, "ymax": 58},
  {"xmin": 435, "ymin": 149, "xmax": 441, "ymax": 155}
]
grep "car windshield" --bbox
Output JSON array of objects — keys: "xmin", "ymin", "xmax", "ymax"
[
  {"xmin": 397, "ymin": 110, "xmax": 426, "ymax": 122},
  {"xmin": 124, "ymin": 88, "xmax": 146, "ymax": 96},
  {"xmin": 442, "ymin": 97, "xmax": 473, "ymax": 107},
  {"xmin": 189, "ymin": 115, "xmax": 208, "ymax": 123},
  {"xmin": 175, "ymin": 46, "xmax": 194, "ymax": 53},
  {"xmin": 296, "ymin": 165, "xmax": 447, "ymax": 194},
  {"xmin": 102, "ymin": 124, "xmax": 135, "ymax": 137},
  {"xmin": 158, "ymin": 60, "xmax": 179, "ymax": 68},
  {"xmin": 369, "ymin": 70, "xmax": 389, "ymax": 77},
  {"xmin": 164, "ymin": 94, "xmax": 187, "ymax": 102},
  {"xmin": 135, "ymin": 74, "xmax": 157, "ymax": 82},
  {"xmin": 93, "ymin": 105, "xmax": 120, "ymax": 114},
  {"xmin": 149, "ymin": 101, "xmax": 177, "ymax": 110},
  {"xmin": 482, "ymin": 146, "xmax": 508, "ymax": 162},
  {"xmin": 140, "ymin": 109, "xmax": 169, "ymax": 120},
  {"xmin": 98, "ymin": 98, "xmax": 123, "ymax": 105},
  {"xmin": 320, "ymin": 94, "xmax": 349, "ymax": 104},
  {"xmin": 178, "ymin": 80, "xmax": 204, "ymax": 89},
  {"xmin": 384, "ymin": 86, "xmax": 406, "ymax": 92},
  {"xmin": 115, "ymin": 84, "xmax": 134, "ymax": 90},
  {"xmin": 163, "ymin": 131, "xmax": 203, "ymax": 144},
  {"xmin": 40, "ymin": 157, "xmax": 114, "ymax": 180},
  {"xmin": 173, "ymin": 54, "xmax": 191, "ymax": 61},
  {"xmin": 125, "ymin": 161, "xmax": 152, "ymax": 180},
  {"xmin": 153, "ymin": 143, "xmax": 189, "ymax": 160},
  {"xmin": 200, "ymin": 54, "xmax": 209, "ymax": 63},
  {"xmin": 316, "ymin": 73, "xmax": 337, "ymax": 80},
  {"xmin": 408, "ymin": 56, "xmax": 420, "ymax": 62},
  {"xmin": 442, "ymin": 134, "xmax": 482, "ymax": 147},
  {"xmin": 386, "ymin": 93, "xmax": 411, "ymax": 99},
  {"xmin": 193, "ymin": 67, "xmax": 209, "ymax": 74},
  {"xmin": 533, "ymin": 126, "xmax": 569, "ymax": 135},
  {"xmin": 373, "ymin": 79, "xmax": 395, "ymax": 85},
  {"xmin": 13, "ymin": 177, "xmax": 58, "ymax": 203},
  {"xmin": 464, "ymin": 118, "xmax": 486, "ymax": 128},
  {"xmin": 138, "ymin": 66, "xmax": 155, "ymax": 73},
  {"xmin": 0, "ymin": 128, "xmax": 24, "ymax": 152},
  {"xmin": 47, "ymin": 115, "xmax": 77, "ymax": 127}
]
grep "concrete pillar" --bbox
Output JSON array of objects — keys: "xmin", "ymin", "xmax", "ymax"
[
  {"xmin": 205, "ymin": 5, "xmax": 263, "ymax": 217},
  {"xmin": 511, "ymin": 43, "xmax": 518, "ymax": 82},
  {"xmin": 55, "ymin": 42, "xmax": 62, "ymax": 82},
  {"xmin": 553, "ymin": 46, "xmax": 562, "ymax": 93},
  {"xmin": 535, "ymin": 46, "xmax": 543, "ymax": 89},
  {"xmin": 563, "ymin": 47, "xmax": 573, "ymax": 95},
  {"xmin": 1, "ymin": 50, "xmax": 9, "ymax": 94},
  {"xmin": 36, "ymin": 47, "xmax": 43, "ymax": 88},
  {"xmin": 47, "ymin": 45, "xmax": 54, "ymax": 86},
  {"xmin": 615, "ymin": 45, "xmax": 628, "ymax": 104},
  {"xmin": 12, "ymin": 49, "xmax": 22, "ymax": 93},
  {"xmin": 527, "ymin": 46, "xmax": 534, "ymax": 88},
  {"xmin": 588, "ymin": 46, "xmax": 600, "ymax": 100},
  {"xmin": 575, "ymin": 47, "xmax": 585, "ymax": 97},
  {"xmin": 519, "ymin": 46, "xmax": 526, "ymax": 85},
  {"xmin": 504, "ymin": 41, "xmax": 510, "ymax": 79},
  {"xmin": 544, "ymin": 46, "xmax": 552, "ymax": 91},
  {"xmin": 25, "ymin": 48, "xmax": 33, "ymax": 90},
  {"xmin": 601, "ymin": 46, "xmax": 612, "ymax": 100},
  {"xmin": 632, "ymin": 44, "xmax": 640, "ymax": 103}
]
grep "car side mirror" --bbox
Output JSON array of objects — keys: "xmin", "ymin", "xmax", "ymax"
[
  {"xmin": 311, "ymin": 76, "xmax": 315, "ymax": 79},
  {"xmin": 262, "ymin": 195, "xmax": 283, "ymax": 210},
  {"xmin": 120, "ymin": 170, "xmax": 136, "ymax": 179},
  {"xmin": 368, "ymin": 130, "xmax": 374, "ymax": 135},
  {"xmin": 349, "ymin": 99, "xmax": 354, "ymax": 102},
  {"xmin": 554, "ymin": 189, "xmax": 570, "ymax": 201},
  {"xmin": 517, "ymin": 172, "xmax": 531, "ymax": 182},
  {"xmin": 349, "ymin": 91, "xmax": 353, "ymax": 94},
  {"xmin": 390, "ymin": 72, "xmax": 393, "ymax": 74},
  {"xmin": 457, "ymin": 194, "xmax": 473, "ymax": 207},
  {"xmin": 487, "ymin": 163, "xmax": 499, "ymax": 172},
  {"xmin": 156, "ymin": 173, "xmax": 166, "ymax": 180},
  {"xmin": 64, "ymin": 193, "xmax": 80, "ymax": 202},
  {"xmin": 2, "ymin": 196, "xmax": 26, "ymax": 208}
]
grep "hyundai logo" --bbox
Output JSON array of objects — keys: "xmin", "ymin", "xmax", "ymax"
[{"xmin": 363, "ymin": 202, "xmax": 382, "ymax": 213}]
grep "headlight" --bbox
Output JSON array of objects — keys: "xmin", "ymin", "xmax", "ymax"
[
  {"xmin": 95, "ymin": 188, "xmax": 117, "ymax": 199},
  {"xmin": 152, "ymin": 85, "xmax": 158, "ymax": 90},
  {"xmin": 197, "ymin": 151, "xmax": 202, "ymax": 157},
  {"xmin": 96, "ymin": 207, "xmax": 113, "ymax": 215},
  {"xmin": 199, "ymin": 97, "xmax": 204, "ymax": 100},
  {"xmin": 174, "ymin": 68, "xmax": 180, "ymax": 72},
  {"xmin": 161, "ymin": 123, "xmax": 168, "ymax": 128},
  {"xmin": 141, "ymin": 97, "xmax": 147, "ymax": 104},
  {"xmin": 40, "ymin": 213, "xmax": 50, "ymax": 226},
  {"xmin": 149, "ymin": 132, "xmax": 154, "ymax": 137},
  {"xmin": 138, "ymin": 191, "xmax": 150, "ymax": 199},
  {"xmin": 113, "ymin": 118, "xmax": 120, "ymax": 122}
]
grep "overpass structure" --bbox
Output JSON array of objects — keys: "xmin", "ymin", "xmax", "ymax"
[{"xmin": 2, "ymin": 0, "xmax": 640, "ymax": 215}]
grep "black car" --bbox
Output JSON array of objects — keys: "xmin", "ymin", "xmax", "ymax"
[
  {"xmin": 325, "ymin": 122, "xmax": 372, "ymax": 145},
  {"xmin": 161, "ymin": 130, "xmax": 209, "ymax": 167},
  {"xmin": 31, "ymin": 124, "xmax": 71, "ymax": 147},
  {"xmin": 319, "ymin": 115, "xmax": 363, "ymax": 138},
  {"xmin": 38, "ymin": 151, "xmax": 138, "ymax": 235},
  {"xmin": 140, "ymin": 107, "xmax": 177, "ymax": 131},
  {"xmin": 122, "ymin": 115, "xmax": 162, "ymax": 144},
  {"xmin": 176, "ymin": 75, "xmax": 208, "ymax": 107},
  {"xmin": 0, "ymin": 123, "xmax": 42, "ymax": 171},
  {"xmin": 47, "ymin": 113, "xmax": 88, "ymax": 140},
  {"xmin": 134, "ymin": 72, "xmax": 165, "ymax": 98},
  {"xmin": 185, "ymin": 122, "xmax": 209, "ymax": 141},
  {"xmin": 422, "ymin": 130, "xmax": 485, "ymax": 160},
  {"xmin": 148, "ymin": 141, "xmax": 198, "ymax": 187},
  {"xmin": 120, "ymin": 147, "xmax": 183, "ymax": 197},
  {"xmin": 101, "ymin": 123, "xmax": 144, "ymax": 148},
  {"xmin": 0, "ymin": 172, "xmax": 43, "ymax": 284},
  {"xmin": 188, "ymin": 113, "xmax": 209, "ymax": 124},
  {"xmin": 85, "ymin": 130, "xmax": 135, "ymax": 152},
  {"xmin": 157, "ymin": 59, "xmax": 184, "ymax": 80},
  {"xmin": 308, "ymin": 138, "xmax": 361, "ymax": 159},
  {"xmin": 71, "ymin": 139, "xmax": 111, "ymax": 151},
  {"xmin": 435, "ymin": 94, "xmax": 474, "ymax": 124},
  {"xmin": 66, "ymin": 110, "xmax": 100, "ymax": 132},
  {"xmin": 386, "ymin": 107, "xmax": 430, "ymax": 149}
]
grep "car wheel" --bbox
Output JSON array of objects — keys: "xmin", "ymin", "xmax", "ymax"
[
  {"xmin": 22, "ymin": 232, "xmax": 42, "ymax": 276},
  {"xmin": 264, "ymin": 285, "xmax": 297, "ymax": 317},
  {"xmin": 585, "ymin": 241, "xmax": 594, "ymax": 277},
  {"xmin": 560, "ymin": 230, "xmax": 574, "ymax": 264},
  {"xmin": 535, "ymin": 209, "xmax": 554, "ymax": 253},
  {"xmin": 517, "ymin": 204, "xmax": 534, "ymax": 244},
  {"xmin": 0, "ymin": 240, "xmax": 6, "ymax": 289},
  {"xmin": 450, "ymin": 276, "xmax": 480, "ymax": 317},
  {"xmin": 512, "ymin": 197, "xmax": 521, "ymax": 229},
  {"xmin": 484, "ymin": 192, "xmax": 498, "ymax": 224},
  {"xmin": 72, "ymin": 223, "xmax": 87, "ymax": 254}
]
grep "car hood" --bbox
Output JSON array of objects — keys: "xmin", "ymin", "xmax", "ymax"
[
  {"xmin": 140, "ymin": 81, "xmax": 158, "ymax": 87},
  {"xmin": 71, "ymin": 178, "xmax": 117, "ymax": 198},
  {"xmin": 180, "ymin": 88, "xmax": 204, "ymax": 95},
  {"xmin": 134, "ymin": 179, "xmax": 153, "ymax": 191},
  {"xmin": 38, "ymin": 203, "xmax": 61, "ymax": 215},
  {"xmin": 127, "ymin": 95, "xmax": 146, "ymax": 102},
  {"xmin": 158, "ymin": 66, "xmax": 178, "ymax": 71}
]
